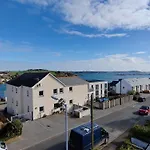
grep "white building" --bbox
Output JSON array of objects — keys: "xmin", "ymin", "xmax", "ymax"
[
  {"xmin": 6, "ymin": 72, "xmax": 89, "ymax": 120},
  {"xmin": 115, "ymin": 78, "xmax": 150, "ymax": 94},
  {"xmin": 87, "ymin": 80, "xmax": 108, "ymax": 99}
]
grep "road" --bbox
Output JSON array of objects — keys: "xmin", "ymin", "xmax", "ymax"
[{"xmin": 25, "ymin": 99, "xmax": 150, "ymax": 150}]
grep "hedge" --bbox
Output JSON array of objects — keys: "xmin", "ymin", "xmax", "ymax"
[{"xmin": 0, "ymin": 119, "xmax": 23, "ymax": 140}]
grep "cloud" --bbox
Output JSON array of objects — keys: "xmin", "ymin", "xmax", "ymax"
[
  {"xmin": 14, "ymin": 0, "xmax": 150, "ymax": 30},
  {"xmin": 135, "ymin": 51, "xmax": 146, "ymax": 54},
  {"xmin": 62, "ymin": 29, "xmax": 127, "ymax": 38},
  {"xmin": 1, "ymin": 53, "xmax": 150, "ymax": 71}
]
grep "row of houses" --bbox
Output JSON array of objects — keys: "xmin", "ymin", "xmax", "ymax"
[
  {"xmin": 6, "ymin": 72, "xmax": 108, "ymax": 120},
  {"xmin": 6, "ymin": 71, "xmax": 150, "ymax": 120},
  {"xmin": 110, "ymin": 78, "xmax": 150, "ymax": 94}
]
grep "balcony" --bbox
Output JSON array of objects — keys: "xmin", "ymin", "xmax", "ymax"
[{"xmin": 88, "ymin": 88, "xmax": 94, "ymax": 92}]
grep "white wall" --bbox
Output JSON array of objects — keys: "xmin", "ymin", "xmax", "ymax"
[
  {"xmin": 116, "ymin": 80, "xmax": 132, "ymax": 94},
  {"xmin": 88, "ymin": 81, "xmax": 108, "ymax": 99},
  {"xmin": 22, "ymin": 86, "xmax": 33, "ymax": 116},
  {"xmin": 6, "ymin": 84, "xmax": 22, "ymax": 115},
  {"xmin": 32, "ymin": 74, "xmax": 89, "ymax": 120}
]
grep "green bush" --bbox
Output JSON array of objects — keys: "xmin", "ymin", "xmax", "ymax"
[
  {"xmin": 135, "ymin": 92, "xmax": 140, "ymax": 95},
  {"xmin": 130, "ymin": 124, "xmax": 150, "ymax": 139},
  {"xmin": 127, "ymin": 90, "xmax": 135, "ymax": 95},
  {"xmin": 0, "ymin": 119, "xmax": 23, "ymax": 140}
]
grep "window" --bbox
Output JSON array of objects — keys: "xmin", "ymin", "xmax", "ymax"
[
  {"xmin": 105, "ymin": 84, "xmax": 107, "ymax": 88},
  {"xmin": 16, "ymin": 88, "xmax": 18, "ymax": 93},
  {"xmin": 39, "ymin": 106, "xmax": 44, "ymax": 112},
  {"xmin": 27, "ymin": 106, "xmax": 29, "ymax": 112},
  {"xmin": 96, "ymin": 85, "xmax": 99, "ymax": 90},
  {"xmin": 36, "ymin": 83, "xmax": 41, "ymax": 88},
  {"xmin": 69, "ymin": 100, "xmax": 73, "ymax": 104},
  {"xmin": 39, "ymin": 91, "xmax": 44, "ymax": 96},
  {"xmin": 27, "ymin": 90, "xmax": 29, "ymax": 97},
  {"xmin": 12, "ymin": 86, "xmax": 13, "ymax": 92},
  {"xmin": 91, "ymin": 85, "xmax": 94, "ymax": 89},
  {"xmin": 96, "ymin": 91, "xmax": 99, "ymax": 96},
  {"xmin": 69, "ymin": 87, "xmax": 73, "ymax": 92},
  {"xmin": 101, "ymin": 84, "xmax": 103, "ymax": 89},
  {"xmin": 60, "ymin": 88, "xmax": 64, "ymax": 93},
  {"xmin": 12, "ymin": 98, "xmax": 14, "ymax": 103},
  {"xmin": 16, "ymin": 101, "xmax": 18, "ymax": 106},
  {"xmin": 101, "ymin": 90, "xmax": 103, "ymax": 95},
  {"xmin": 53, "ymin": 89, "xmax": 58, "ymax": 94},
  {"xmin": 54, "ymin": 103, "xmax": 62, "ymax": 109}
]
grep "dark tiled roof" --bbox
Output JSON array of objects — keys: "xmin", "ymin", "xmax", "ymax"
[
  {"xmin": 110, "ymin": 81, "xmax": 119, "ymax": 86},
  {"xmin": 87, "ymin": 79, "xmax": 105, "ymax": 83},
  {"xmin": 7, "ymin": 72, "xmax": 49, "ymax": 87},
  {"xmin": 58, "ymin": 76, "xmax": 88, "ymax": 86}
]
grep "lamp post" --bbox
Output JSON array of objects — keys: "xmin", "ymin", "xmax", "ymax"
[{"xmin": 51, "ymin": 96, "xmax": 68, "ymax": 150}]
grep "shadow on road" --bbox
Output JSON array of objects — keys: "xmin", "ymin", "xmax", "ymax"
[{"xmin": 45, "ymin": 142, "xmax": 65, "ymax": 150}]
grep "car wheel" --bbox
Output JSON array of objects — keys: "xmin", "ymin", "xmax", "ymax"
[{"xmin": 104, "ymin": 138, "xmax": 109, "ymax": 144}]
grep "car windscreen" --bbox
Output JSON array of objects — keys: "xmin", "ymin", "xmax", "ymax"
[{"xmin": 140, "ymin": 106, "xmax": 149, "ymax": 110}]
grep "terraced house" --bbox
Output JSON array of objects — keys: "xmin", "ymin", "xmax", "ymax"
[{"xmin": 6, "ymin": 72, "xmax": 89, "ymax": 120}]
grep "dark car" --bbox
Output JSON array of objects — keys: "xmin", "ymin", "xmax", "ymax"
[
  {"xmin": 138, "ymin": 97, "xmax": 146, "ymax": 102},
  {"xmin": 69, "ymin": 122, "xmax": 109, "ymax": 150},
  {"xmin": 139, "ymin": 106, "xmax": 150, "ymax": 115}
]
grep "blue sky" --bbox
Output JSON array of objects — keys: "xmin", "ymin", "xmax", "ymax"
[{"xmin": 0, "ymin": 0, "xmax": 150, "ymax": 71}]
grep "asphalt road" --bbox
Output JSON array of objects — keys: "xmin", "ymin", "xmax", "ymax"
[{"xmin": 26, "ymin": 100, "xmax": 150, "ymax": 150}]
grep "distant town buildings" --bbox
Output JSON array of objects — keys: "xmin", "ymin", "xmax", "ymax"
[{"xmin": 110, "ymin": 78, "xmax": 150, "ymax": 94}]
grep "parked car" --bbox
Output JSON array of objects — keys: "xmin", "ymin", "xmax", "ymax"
[
  {"xmin": 139, "ymin": 106, "xmax": 150, "ymax": 115},
  {"xmin": 69, "ymin": 122, "xmax": 109, "ymax": 150},
  {"xmin": 138, "ymin": 97, "xmax": 146, "ymax": 102},
  {"xmin": 0, "ymin": 141, "xmax": 7, "ymax": 150}
]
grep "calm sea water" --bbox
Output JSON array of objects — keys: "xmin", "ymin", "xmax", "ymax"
[
  {"xmin": 0, "ymin": 84, "xmax": 6, "ymax": 98},
  {"xmin": 75, "ymin": 72, "xmax": 150, "ymax": 82},
  {"xmin": 0, "ymin": 72, "xmax": 150, "ymax": 98}
]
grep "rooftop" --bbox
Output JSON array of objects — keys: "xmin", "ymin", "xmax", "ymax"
[
  {"xmin": 110, "ymin": 81, "xmax": 119, "ymax": 86},
  {"xmin": 7, "ymin": 72, "xmax": 49, "ymax": 87},
  {"xmin": 58, "ymin": 76, "xmax": 88, "ymax": 86},
  {"xmin": 124, "ymin": 78, "xmax": 150, "ymax": 86},
  {"xmin": 87, "ymin": 79, "xmax": 106, "ymax": 83},
  {"xmin": 72, "ymin": 122, "xmax": 100, "ymax": 136}
]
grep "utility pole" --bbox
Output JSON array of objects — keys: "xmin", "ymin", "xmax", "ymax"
[
  {"xmin": 119, "ymin": 79, "xmax": 122, "ymax": 105},
  {"xmin": 90, "ymin": 93, "xmax": 94, "ymax": 150}
]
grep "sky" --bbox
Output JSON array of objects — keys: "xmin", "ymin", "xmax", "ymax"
[{"xmin": 0, "ymin": 0, "xmax": 150, "ymax": 71}]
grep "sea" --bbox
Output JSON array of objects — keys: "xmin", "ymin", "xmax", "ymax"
[
  {"xmin": 0, "ymin": 84, "xmax": 6, "ymax": 99},
  {"xmin": 1, "ymin": 71, "xmax": 150, "ymax": 98}
]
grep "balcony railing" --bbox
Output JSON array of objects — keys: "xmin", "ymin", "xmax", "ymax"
[{"xmin": 88, "ymin": 88, "xmax": 94, "ymax": 92}]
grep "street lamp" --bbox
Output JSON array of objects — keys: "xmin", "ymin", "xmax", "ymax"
[{"xmin": 51, "ymin": 96, "xmax": 68, "ymax": 150}]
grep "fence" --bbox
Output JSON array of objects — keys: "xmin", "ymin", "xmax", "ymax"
[
  {"xmin": 11, "ymin": 112, "xmax": 32, "ymax": 122},
  {"xmin": 88, "ymin": 95, "xmax": 133, "ymax": 110}
]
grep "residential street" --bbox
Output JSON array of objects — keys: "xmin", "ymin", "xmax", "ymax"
[{"xmin": 24, "ymin": 99, "xmax": 150, "ymax": 150}]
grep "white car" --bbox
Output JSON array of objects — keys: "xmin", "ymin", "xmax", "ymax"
[{"xmin": 0, "ymin": 141, "xmax": 7, "ymax": 150}]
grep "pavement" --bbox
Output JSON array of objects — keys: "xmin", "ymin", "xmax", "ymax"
[{"xmin": 8, "ymin": 96, "xmax": 150, "ymax": 150}]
